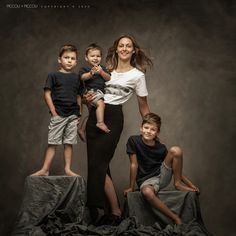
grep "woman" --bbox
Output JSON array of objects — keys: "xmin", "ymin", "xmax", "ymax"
[{"xmin": 85, "ymin": 35, "xmax": 153, "ymax": 225}]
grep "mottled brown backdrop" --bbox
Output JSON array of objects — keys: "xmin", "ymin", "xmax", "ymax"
[{"xmin": 0, "ymin": 0, "xmax": 235, "ymax": 235}]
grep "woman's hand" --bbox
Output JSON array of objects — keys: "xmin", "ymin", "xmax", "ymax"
[{"xmin": 82, "ymin": 91, "xmax": 96, "ymax": 104}]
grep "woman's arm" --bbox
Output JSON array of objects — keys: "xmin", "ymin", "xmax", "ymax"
[{"xmin": 137, "ymin": 96, "xmax": 150, "ymax": 117}]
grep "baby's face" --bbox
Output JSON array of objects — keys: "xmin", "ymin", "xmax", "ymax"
[{"xmin": 86, "ymin": 49, "xmax": 102, "ymax": 66}]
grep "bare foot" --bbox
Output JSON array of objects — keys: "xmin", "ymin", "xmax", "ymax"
[
  {"xmin": 78, "ymin": 129, "xmax": 86, "ymax": 142},
  {"xmin": 65, "ymin": 169, "xmax": 79, "ymax": 176},
  {"xmin": 31, "ymin": 169, "xmax": 49, "ymax": 176},
  {"xmin": 174, "ymin": 181, "xmax": 197, "ymax": 192},
  {"xmin": 96, "ymin": 122, "xmax": 110, "ymax": 133},
  {"xmin": 174, "ymin": 216, "xmax": 183, "ymax": 225},
  {"xmin": 187, "ymin": 183, "xmax": 200, "ymax": 193}
]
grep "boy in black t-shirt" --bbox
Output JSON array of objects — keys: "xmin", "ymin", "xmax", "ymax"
[
  {"xmin": 78, "ymin": 43, "xmax": 111, "ymax": 141},
  {"xmin": 31, "ymin": 45, "xmax": 82, "ymax": 176},
  {"xmin": 124, "ymin": 113, "xmax": 199, "ymax": 225}
]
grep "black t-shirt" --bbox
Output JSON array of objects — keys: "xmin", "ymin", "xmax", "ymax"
[
  {"xmin": 79, "ymin": 65, "xmax": 110, "ymax": 93},
  {"xmin": 126, "ymin": 135, "xmax": 168, "ymax": 187},
  {"xmin": 44, "ymin": 72, "xmax": 82, "ymax": 117}
]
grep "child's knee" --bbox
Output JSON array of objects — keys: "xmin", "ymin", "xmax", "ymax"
[
  {"xmin": 141, "ymin": 185, "xmax": 155, "ymax": 200},
  {"xmin": 169, "ymin": 146, "xmax": 182, "ymax": 157}
]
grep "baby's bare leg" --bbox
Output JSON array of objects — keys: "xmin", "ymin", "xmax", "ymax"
[
  {"xmin": 64, "ymin": 144, "xmax": 78, "ymax": 176},
  {"xmin": 96, "ymin": 99, "xmax": 110, "ymax": 133}
]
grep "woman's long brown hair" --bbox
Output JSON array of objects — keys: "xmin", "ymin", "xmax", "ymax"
[{"xmin": 106, "ymin": 35, "xmax": 153, "ymax": 73}]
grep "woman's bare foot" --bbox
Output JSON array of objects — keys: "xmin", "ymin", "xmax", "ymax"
[
  {"xmin": 96, "ymin": 122, "xmax": 110, "ymax": 133},
  {"xmin": 174, "ymin": 216, "xmax": 183, "ymax": 225},
  {"xmin": 78, "ymin": 129, "xmax": 86, "ymax": 142},
  {"xmin": 31, "ymin": 169, "xmax": 49, "ymax": 176},
  {"xmin": 65, "ymin": 169, "xmax": 79, "ymax": 176},
  {"xmin": 174, "ymin": 181, "xmax": 197, "ymax": 192}
]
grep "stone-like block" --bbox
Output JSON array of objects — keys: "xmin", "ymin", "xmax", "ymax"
[
  {"xmin": 12, "ymin": 176, "xmax": 86, "ymax": 235},
  {"xmin": 124, "ymin": 190, "xmax": 203, "ymax": 227}
]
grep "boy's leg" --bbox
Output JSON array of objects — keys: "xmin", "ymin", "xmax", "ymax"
[
  {"xmin": 64, "ymin": 144, "xmax": 78, "ymax": 176},
  {"xmin": 164, "ymin": 146, "xmax": 198, "ymax": 192},
  {"xmin": 95, "ymin": 100, "xmax": 110, "ymax": 133},
  {"xmin": 141, "ymin": 185, "xmax": 182, "ymax": 225},
  {"xmin": 31, "ymin": 144, "xmax": 57, "ymax": 176},
  {"xmin": 181, "ymin": 175, "xmax": 199, "ymax": 192},
  {"xmin": 63, "ymin": 115, "xmax": 79, "ymax": 176}
]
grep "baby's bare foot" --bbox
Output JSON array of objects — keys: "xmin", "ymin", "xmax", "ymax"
[
  {"xmin": 31, "ymin": 169, "xmax": 49, "ymax": 176},
  {"xmin": 65, "ymin": 169, "xmax": 79, "ymax": 176},
  {"xmin": 96, "ymin": 122, "xmax": 110, "ymax": 133}
]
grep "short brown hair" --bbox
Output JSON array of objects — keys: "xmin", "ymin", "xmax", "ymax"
[
  {"xmin": 85, "ymin": 43, "xmax": 102, "ymax": 56},
  {"xmin": 59, "ymin": 44, "xmax": 78, "ymax": 58},
  {"xmin": 142, "ymin": 113, "xmax": 162, "ymax": 132}
]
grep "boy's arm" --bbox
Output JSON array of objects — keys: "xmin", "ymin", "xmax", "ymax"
[
  {"xmin": 44, "ymin": 89, "xmax": 58, "ymax": 116},
  {"xmin": 80, "ymin": 66, "xmax": 98, "ymax": 81},
  {"xmin": 97, "ymin": 66, "xmax": 111, "ymax": 81},
  {"xmin": 80, "ymin": 72, "xmax": 93, "ymax": 81},
  {"xmin": 124, "ymin": 153, "xmax": 138, "ymax": 196}
]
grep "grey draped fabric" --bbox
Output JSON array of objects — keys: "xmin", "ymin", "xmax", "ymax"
[
  {"xmin": 12, "ymin": 176, "xmax": 211, "ymax": 236},
  {"xmin": 12, "ymin": 176, "xmax": 86, "ymax": 235}
]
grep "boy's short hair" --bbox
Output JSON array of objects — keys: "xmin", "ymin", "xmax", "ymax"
[
  {"xmin": 59, "ymin": 44, "xmax": 78, "ymax": 58},
  {"xmin": 142, "ymin": 113, "xmax": 162, "ymax": 132},
  {"xmin": 85, "ymin": 43, "xmax": 102, "ymax": 56}
]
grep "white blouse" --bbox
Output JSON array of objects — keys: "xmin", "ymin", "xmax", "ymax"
[{"xmin": 104, "ymin": 68, "xmax": 148, "ymax": 105}]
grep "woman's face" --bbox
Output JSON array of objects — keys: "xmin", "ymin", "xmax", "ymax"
[{"xmin": 116, "ymin": 37, "xmax": 135, "ymax": 62}]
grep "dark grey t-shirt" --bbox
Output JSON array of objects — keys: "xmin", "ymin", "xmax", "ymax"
[
  {"xmin": 79, "ymin": 65, "xmax": 110, "ymax": 93},
  {"xmin": 126, "ymin": 135, "xmax": 168, "ymax": 187},
  {"xmin": 44, "ymin": 72, "xmax": 82, "ymax": 117}
]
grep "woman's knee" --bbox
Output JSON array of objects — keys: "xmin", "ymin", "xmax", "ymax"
[
  {"xmin": 141, "ymin": 186, "xmax": 155, "ymax": 200},
  {"xmin": 169, "ymin": 146, "xmax": 183, "ymax": 157}
]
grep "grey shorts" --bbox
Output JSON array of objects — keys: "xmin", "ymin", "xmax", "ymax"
[
  {"xmin": 48, "ymin": 114, "xmax": 78, "ymax": 145},
  {"xmin": 90, "ymin": 89, "xmax": 104, "ymax": 107},
  {"xmin": 140, "ymin": 162, "xmax": 173, "ymax": 194}
]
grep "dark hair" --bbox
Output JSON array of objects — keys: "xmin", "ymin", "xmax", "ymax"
[
  {"xmin": 85, "ymin": 43, "xmax": 102, "ymax": 56},
  {"xmin": 59, "ymin": 44, "xmax": 78, "ymax": 58},
  {"xmin": 106, "ymin": 35, "xmax": 153, "ymax": 73},
  {"xmin": 142, "ymin": 113, "xmax": 162, "ymax": 132}
]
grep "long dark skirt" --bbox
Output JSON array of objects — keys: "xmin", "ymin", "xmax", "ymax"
[{"xmin": 86, "ymin": 104, "xmax": 124, "ymax": 208}]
